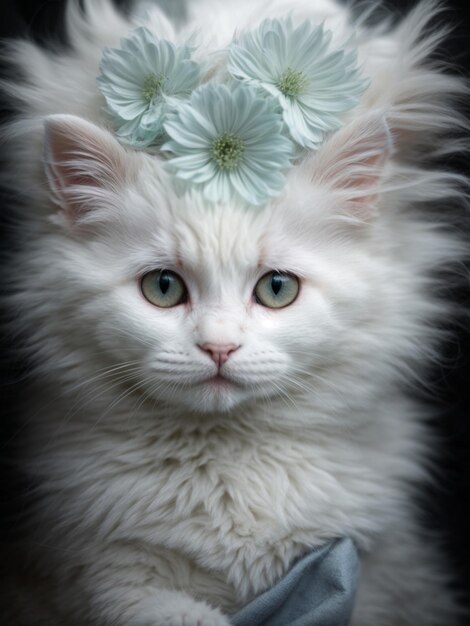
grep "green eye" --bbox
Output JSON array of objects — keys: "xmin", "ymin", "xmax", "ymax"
[
  {"xmin": 141, "ymin": 270, "xmax": 188, "ymax": 308},
  {"xmin": 254, "ymin": 272, "xmax": 299, "ymax": 309}
]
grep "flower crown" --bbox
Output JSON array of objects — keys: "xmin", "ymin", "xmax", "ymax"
[{"xmin": 98, "ymin": 18, "xmax": 367, "ymax": 206}]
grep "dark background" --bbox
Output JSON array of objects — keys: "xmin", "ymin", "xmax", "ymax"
[{"xmin": 0, "ymin": 0, "xmax": 469, "ymax": 619}]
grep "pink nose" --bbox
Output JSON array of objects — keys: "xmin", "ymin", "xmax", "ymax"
[{"xmin": 198, "ymin": 343, "xmax": 239, "ymax": 368}]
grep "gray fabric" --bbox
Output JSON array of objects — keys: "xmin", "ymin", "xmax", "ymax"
[{"xmin": 230, "ymin": 538, "xmax": 359, "ymax": 626}]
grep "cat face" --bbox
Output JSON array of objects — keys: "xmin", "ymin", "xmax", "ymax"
[
  {"xmin": 38, "ymin": 114, "xmax": 390, "ymax": 414},
  {"xmin": 87, "ymin": 203, "xmax": 341, "ymax": 414}
]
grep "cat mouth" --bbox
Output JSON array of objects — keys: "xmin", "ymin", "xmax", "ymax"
[
  {"xmin": 208, "ymin": 374, "xmax": 231, "ymax": 385},
  {"xmin": 205, "ymin": 373, "xmax": 239, "ymax": 388}
]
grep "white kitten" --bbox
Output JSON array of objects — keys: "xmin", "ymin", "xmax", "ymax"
[{"xmin": 2, "ymin": 1, "xmax": 467, "ymax": 625}]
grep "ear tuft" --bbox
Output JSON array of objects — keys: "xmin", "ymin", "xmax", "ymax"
[
  {"xmin": 43, "ymin": 115, "xmax": 129, "ymax": 225},
  {"xmin": 310, "ymin": 110, "xmax": 393, "ymax": 220}
]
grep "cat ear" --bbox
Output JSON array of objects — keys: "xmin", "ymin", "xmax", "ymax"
[
  {"xmin": 310, "ymin": 111, "xmax": 393, "ymax": 221},
  {"xmin": 43, "ymin": 115, "xmax": 130, "ymax": 226}
]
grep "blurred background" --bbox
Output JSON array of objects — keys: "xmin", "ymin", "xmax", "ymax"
[{"xmin": 0, "ymin": 0, "xmax": 469, "ymax": 618}]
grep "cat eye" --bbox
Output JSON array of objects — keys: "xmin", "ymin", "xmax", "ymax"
[
  {"xmin": 254, "ymin": 272, "xmax": 299, "ymax": 309},
  {"xmin": 141, "ymin": 270, "xmax": 188, "ymax": 308}
]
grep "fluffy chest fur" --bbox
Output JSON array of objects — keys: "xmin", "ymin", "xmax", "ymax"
[{"xmin": 27, "ymin": 389, "xmax": 423, "ymax": 611}]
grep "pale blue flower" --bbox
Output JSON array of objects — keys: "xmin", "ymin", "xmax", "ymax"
[
  {"xmin": 98, "ymin": 27, "xmax": 200, "ymax": 147},
  {"xmin": 228, "ymin": 18, "xmax": 368, "ymax": 150},
  {"xmin": 162, "ymin": 83, "xmax": 293, "ymax": 205}
]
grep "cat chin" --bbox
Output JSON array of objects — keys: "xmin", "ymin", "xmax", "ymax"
[
  {"xmin": 153, "ymin": 379, "xmax": 253, "ymax": 414},
  {"xmin": 189, "ymin": 384, "xmax": 251, "ymax": 414}
]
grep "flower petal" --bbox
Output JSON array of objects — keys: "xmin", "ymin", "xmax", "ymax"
[
  {"xmin": 97, "ymin": 28, "xmax": 201, "ymax": 148},
  {"xmin": 164, "ymin": 83, "xmax": 293, "ymax": 205},
  {"xmin": 227, "ymin": 18, "xmax": 368, "ymax": 150}
]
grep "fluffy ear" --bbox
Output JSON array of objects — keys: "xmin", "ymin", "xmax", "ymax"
[
  {"xmin": 43, "ymin": 115, "xmax": 131, "ymax": 226},
  {"xmin": 310, "ymin": 111, "xmax": 393, "ymax": 221}
]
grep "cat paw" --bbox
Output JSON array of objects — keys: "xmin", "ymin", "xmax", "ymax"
[
  {"xmin": 154, "ymin": 608, "xmax": 230, "ymax": 626},
  {"xmin": 158, "ymin": 613, "xmax": 229, "ymax": 626},
  {"xmin": 128, "ymin": 595, "xmax": 231, "ymax": 626}
]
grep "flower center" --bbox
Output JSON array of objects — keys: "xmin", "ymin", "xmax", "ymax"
[
  {"xmin": 211, "ymin": 133, "xmax": 245, "ymax": 170},
  {"xmin": 276, "ymin": 67, "xmax": 308, "ymax": 97},
  {"xmin": 142, "ymin": 74, "xmax": 163, "ymax": 104}
]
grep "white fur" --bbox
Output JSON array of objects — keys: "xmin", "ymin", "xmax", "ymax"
[{"xmin": 2, "ymin": 1, "xmax": 468, "ymax": 625}]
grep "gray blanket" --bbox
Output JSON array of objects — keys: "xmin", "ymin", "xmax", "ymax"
[{"xmin": 231, "ymin": 538, "xmax": 359, "ymax": 626}]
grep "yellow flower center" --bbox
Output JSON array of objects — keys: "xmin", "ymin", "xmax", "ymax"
[
  {"xmin": 142, "ymin": 74, "xmax": 163, "ymax": 103},
  {"xmin": 276, "ymin": 67, "xmax": 308, "ymax": 97},
  {"xmin": 211, "ymin": 133, "xmax": 245, "ymax": 170}
]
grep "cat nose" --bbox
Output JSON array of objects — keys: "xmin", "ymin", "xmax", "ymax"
[{"xmin": 198, "ymin": 343, "xmax": 240, "ymax": 368}]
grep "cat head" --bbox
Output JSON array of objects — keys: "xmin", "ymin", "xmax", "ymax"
[{"xmin": 37, "ymin": 112, "xmax": 392, "ymax": 415}]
